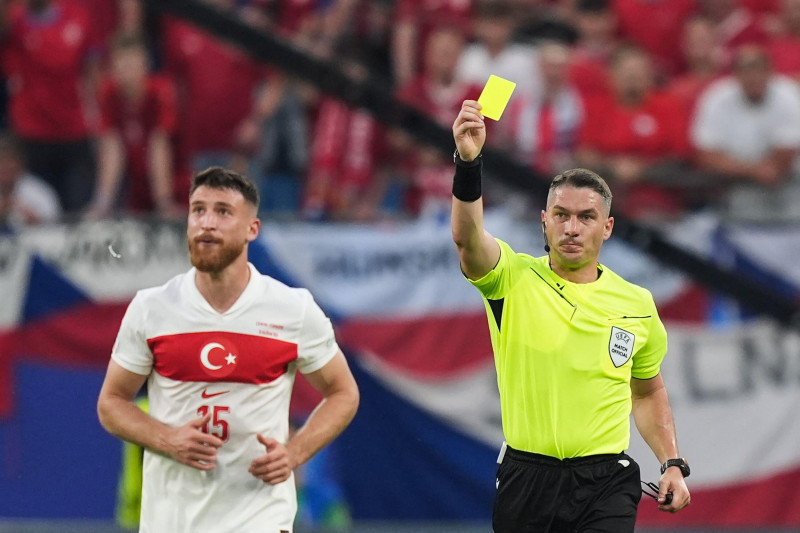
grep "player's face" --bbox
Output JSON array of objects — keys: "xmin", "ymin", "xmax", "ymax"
[
  {"xmin": 187, "ymin": 186, "xmax": 259, "ymax": 274},
  {"xmin": 542, "ymin": 185, "xmax": 613, "ymax": 272}
]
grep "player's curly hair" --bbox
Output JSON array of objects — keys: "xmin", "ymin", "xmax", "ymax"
[
  {"xmin": 190, "ymin": 166, "xmax": 260, "ymax": 209},
  {"xmin": 549, "ymin": 168, "xmax": 613, "ymax": 214}
]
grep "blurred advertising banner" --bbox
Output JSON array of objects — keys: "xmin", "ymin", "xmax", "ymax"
[{"xmin": 1, "ymin": 213, "xmax": 799, "ymax": 526}]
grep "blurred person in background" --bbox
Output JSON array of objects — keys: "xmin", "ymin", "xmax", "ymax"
[
  {"xmin": 0, "ymin": 131, "xmax": 60, "ymax": 230},
  {"xmin": 0, "ymin": 0, "xmax": 99, "ymax": 214},
  {"xmin": 162, "ymin": 1, "xmax": 286, "ymax": 181},
  {"xmin": 451, "ymin": 100, "xmax": 690, "ymax": 532},
  {"xmin": 302, "ymin": 42, "xmax": 389, "ymax": 222},
  {"xmin": 692, "ymin": 44, "xmax": 800, "ymax": 222},
  {"xmin": 97, "ymin": 167, "xmax": 359, "ymax": 533},
  {"xmin": 505, "ymin": 39, "xmax": 584, "ymax": 178},
  {"xmin": 567, "ymin": 0, "xmax": 617, "ymax": 101},
  {"xmin": 577, "ymin": 45, "xmax": 690, "ymax": 218},
  {"xmin": 666, "ymin": 16, "xmax": 726, "ymax": 119},
  {"xmin": 455, "ymin": 1, "xmax": 540, "ymax": 101},
  {"xmin": 699, "ymin": 0, "xmax": 769, "ymax": 66},
  {"xmin": 392, "ymin": 0, "xmax": 475, "ymax": 87},
  {"xmin": 766, "ymin": 0, "xmax": 800, "ymax": 79},
  {"xmin": 86, "ymin": 33, "xmax": 185, "ymax": 219},
  {"xmin": 612, "ymin": 0, "xmax": 696, "ymax": 78},
  {"xmin": 395, "ymin": 25, "xmax": 480, "ymax": 218}
]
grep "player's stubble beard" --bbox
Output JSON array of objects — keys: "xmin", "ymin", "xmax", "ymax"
[{"xmin": 188, "ymin": 235, "xmax": 245, "ymax": 274}]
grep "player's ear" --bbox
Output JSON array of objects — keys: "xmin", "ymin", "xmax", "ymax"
[{"xmin": 247, "ymin": 218, "xmax": 260, "ymax": 242}]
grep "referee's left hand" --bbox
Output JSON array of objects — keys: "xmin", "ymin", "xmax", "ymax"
[{"xmin": 658, "ymin": 469, "xmax": 690, "ymax": 513}]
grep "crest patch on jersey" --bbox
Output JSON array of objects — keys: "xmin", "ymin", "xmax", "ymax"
[{"xmin": 609, "ymin": 326, "xmax": 635, "ymax": 367}]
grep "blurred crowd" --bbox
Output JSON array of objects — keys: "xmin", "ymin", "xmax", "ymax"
[{"xmin": 2, "ymin": 0, "xmax": 800, "ymax": 230}]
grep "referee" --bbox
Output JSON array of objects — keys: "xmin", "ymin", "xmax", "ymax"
[{"xmin": 451, "ymin": 100, "xmax": 690, "ymax": 532}]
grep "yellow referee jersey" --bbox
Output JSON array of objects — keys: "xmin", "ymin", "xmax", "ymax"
[{"xmin": 469, "ymin": 239, "xmax": 667, "ymax": 459}]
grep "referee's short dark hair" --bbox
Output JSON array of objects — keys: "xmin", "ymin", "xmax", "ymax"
[
  {"xmin": 549, "ymin": 168, "xmax": 613, "ymax": 214},
  {"xmin": 190, "ymin": 166, "xmax": 260, "ymax": 210}
]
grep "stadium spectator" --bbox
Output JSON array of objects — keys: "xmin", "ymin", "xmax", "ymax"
[
  {"xmin": 392, "ymin": 0, "xmax": 475, "ymax": 86},
  {"xmin": 505, "ymin": 40, "xmax": 584, "ymax": 177},
  {"xmin": 302, "ymin": 44, "xmax": 388, "ymax": 221},
  {"xmin": 395, "ymin": 25, "xmax": 479, "ymax": 217},
  {"xmin": 568, "ymin": 0, "xmax": 617, "ymax": 101},
  {"xmin": 0, "ymin": 131, "xmax": 61, "ymax": 230},
  {"xmin": 766, "ymin": 0, "xmax": 800, "ymax": 79},
  {"xmin": 699, "ymin": 0, "xmax": 769, "ymax": 67},
  {"xmin": 455, "ymin": 1, "xmax": 540, "ymax": 100},
  {"xmin": 86, "ymin": 33, "xmax": 185, "ymax": 219},
  {"xmin": 666, "ymin": 17, "xmax": 726, "ymax": 118},
  {"xmin": 0, "ymin": 0, "xmax": 98, "ymax": 213},
  {"xmin": 162, "ymin": 7, "xmax": 285, "ymax": 176},
  {"xmin": 248, "ymin": 0, "xmax": 355, "ymax": 47},
  {"xmin": 692, "ymin": 44, "xmax": 800, "ymax": 222},
  {"xmin": 577, "ymin": 46, "xmax": 690, "ymax": 218},
  {"xmin": 612, "ymin": 0, "xmax": 696, "ymax": 77}
]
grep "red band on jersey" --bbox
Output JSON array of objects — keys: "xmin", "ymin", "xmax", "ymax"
[{"xmin": 148, "ymin": 331, "xmax": 298, "ymax": 384}]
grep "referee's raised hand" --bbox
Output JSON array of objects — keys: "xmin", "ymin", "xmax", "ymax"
[{"xmin": 452, "ymin": 100, "xmax": 485, "ymax": 162}]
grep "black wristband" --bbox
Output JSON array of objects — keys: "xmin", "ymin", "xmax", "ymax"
[{"xmin": 452, "ymin": 153, "xmax": 482, "ymax": 202}]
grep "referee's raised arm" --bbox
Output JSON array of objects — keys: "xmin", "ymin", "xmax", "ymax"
[{"xmin": 451, "ymin": 100, "xmax": 501, "ymax": 280}]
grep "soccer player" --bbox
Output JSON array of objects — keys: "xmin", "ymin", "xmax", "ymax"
[
  {"xmin": 97, "ymin": 167, "xmax": 359, "ymax": 532},
  {"xmin": 451, "ymin": 100, "xmax": 690, "ymax": 532}
]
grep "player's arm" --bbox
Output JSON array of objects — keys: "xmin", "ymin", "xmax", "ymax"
[
  {"xmin": 631, "ymin": 374, "xmax": 690, "ymax": 513},
  {"xmin": 249, "ymin": 350, "xmax": 359, "ymax": 485},
  {"xmin": 451, "ymin": 100, "xmax": 500, "ymax": 280},
  {"xmin": 97, "ymin": 360, "xmax": 223, "ymax": 470}
]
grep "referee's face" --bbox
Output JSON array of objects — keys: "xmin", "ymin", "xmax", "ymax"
[{"xmin": 542, "ymin": 185, "xmax": 613, "ymax": 274}]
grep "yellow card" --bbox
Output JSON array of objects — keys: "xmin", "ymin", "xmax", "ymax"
[{"xmin": 477, "ymin": 75, "xmax": 516, "ymax": 121}]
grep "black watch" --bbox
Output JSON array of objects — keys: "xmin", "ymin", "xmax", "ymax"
[{"xmin": 660, "ymin": 458, "xmax": 690, "ymax": 478}]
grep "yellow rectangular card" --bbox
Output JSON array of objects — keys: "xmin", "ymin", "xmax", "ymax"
[{"xmin": 477, "ymin": 75, "xmax": 516, "ymax": 121}]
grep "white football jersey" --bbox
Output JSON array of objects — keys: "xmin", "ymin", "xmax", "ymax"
[{"xmin": 111, "ymin": 263, "xmax": 339, "ymax": 533}]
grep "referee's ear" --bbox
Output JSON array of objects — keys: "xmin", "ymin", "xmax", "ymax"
[{"xmin": 602, "ymin": 216, "xmax": 614, "ymax": 241}]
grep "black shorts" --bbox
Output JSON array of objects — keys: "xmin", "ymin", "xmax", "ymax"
[{"xmin": 493, "ymin": 446, "xmax": 642, "ymax": 533}]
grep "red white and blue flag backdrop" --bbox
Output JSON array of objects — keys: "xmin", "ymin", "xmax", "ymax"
[{"xmin": 1, "ymin": 213, "xmax": 799, "ymax": 527}]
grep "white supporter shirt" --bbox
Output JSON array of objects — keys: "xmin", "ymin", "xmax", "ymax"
[
  {"xmin": 111, "ymin": 263, "xmax": 339, "ymax": 533},
  {"xmin": 692, "ymin": 75, "xmax": 800, "ymax": 221}
]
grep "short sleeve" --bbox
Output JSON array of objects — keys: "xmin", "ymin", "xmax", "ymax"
[
  {"xmin": 111, "ymin": 293, "xmax": 154, "ymax": 376},
  {"xmin": 468, "ymin": 239, "xmax": 526, "ymax": 300},
  {"xmin": 691, "ymin": 85, "xmax": 727, "ymax": 150},
  {"xmin": 630, "ymin": 297, "xmax": 668, "ymax": 380},
  {"xmin": 295, "ymin": 290, "xmax": 339, "ymax": 374}
]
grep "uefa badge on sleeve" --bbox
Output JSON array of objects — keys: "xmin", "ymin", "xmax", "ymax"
[{"xmin": 609, "ymin": 326, "xmax": 635, "ymax": 367}]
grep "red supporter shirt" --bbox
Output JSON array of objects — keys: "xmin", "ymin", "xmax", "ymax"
[
  {"xmin": 569, "ymin": 48, "xmax": 612, "ymax": 101},
  {"xmin": 768, "ymin": 37, "xmax": 800, "ymax": 78},
  {"xmin": 580, "ymin": 91, "xmax": 688, "ymax": 159},
  {"xmin": 98, "ymin": 75, "xmax": 188, "ymax": 212},
  {"xmin": 308, "ymin": 97, "xmax": 385, "ymax": 190},
  {"xmin": 1, "ymin": 1, "xmax": 94, "ymax": 141},
  {"xmin": 666, "ymin": 73, "xmax": 720, "ymax": 119},
  {"xmin": 163, "ymin": 18, "xmax": 268, "ymax": 156},
  {"xmin": 613, "ymin": 0, "xmax": 696, "ymax": 75}
]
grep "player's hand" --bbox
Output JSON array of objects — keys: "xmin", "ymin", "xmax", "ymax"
[
  {"xmin": 249, "ymin": 434, "xmax": 297, "ymax": 485},
  {"xmin": 452, "ymin": 100, "xmax": 486, "ymax": 162},
  {"xmin": 658, "ymin": 468, "xmax": 690, "ymax": 513},
  {"xmin": 166, "ymin": 413, "xmax": 223, "ymax": 471}
]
